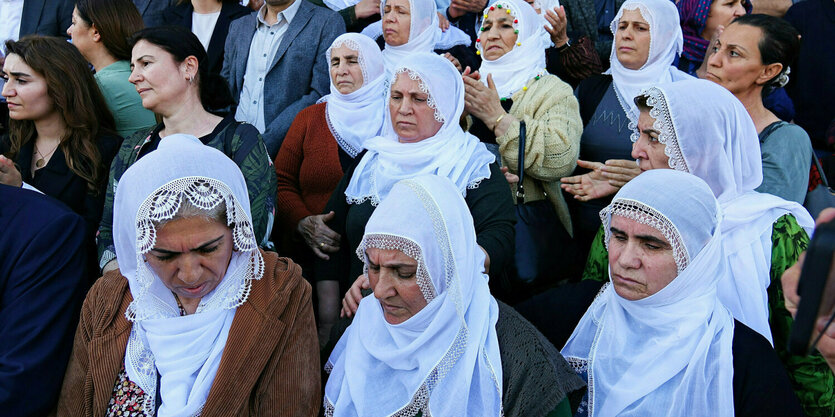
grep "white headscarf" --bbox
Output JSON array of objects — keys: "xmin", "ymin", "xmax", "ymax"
[
  {"xmin": 605, "ymin": 0, "xmax": 692, "ymax": 123},
  {"xmin": 344, "ymin": 52, "xmax": 495, "ymax": 206},
  {"xmin": 476, "ymin": 0, "xmax": 548, "ymax": 99},
  {"xmin": 113, "ymin": 135, "xmax": 264, "ymax": 416},
  {"xmin": 325, "ymin": 175, "xmax": 503, "ymax": 417},
  {"xmin": 361, "ymin": 0, "xmax": 471, "ymax": 76},
  {"xmin": 634, "ymin": 79, "xmax": 814, "ymax": 343},
  {"xmin": 320, "ymin": 33, "xmax": 387, "ymax": 158},
  {"xmin": 563, "ymin": 169, "xmax": 735, "ymax": 417}
]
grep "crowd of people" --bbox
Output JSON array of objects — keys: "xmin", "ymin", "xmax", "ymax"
[{"xmin": 0, "ymin": 0, "xmax": 833, "ymax": 415}]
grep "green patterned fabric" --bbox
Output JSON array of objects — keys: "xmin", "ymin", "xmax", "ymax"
[
  {"xmin": 95, "ymin": 122, "xmax": 277, "ymax": 270},
  {"xmin": 581, "ymin": 215, "xmax": 835, "ymax": 416}
]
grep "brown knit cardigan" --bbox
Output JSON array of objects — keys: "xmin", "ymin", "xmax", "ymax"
[{"xmin": 53, "ymin": 250, "xmax": 321, "ymax": 417}]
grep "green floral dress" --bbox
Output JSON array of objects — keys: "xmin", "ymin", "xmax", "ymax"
[{"xmin": 581, "ymin": 214, "xmax": 835, "ymax": 417}]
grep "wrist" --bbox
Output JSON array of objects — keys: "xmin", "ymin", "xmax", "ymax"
[
  {"xmin": 447, "ymin": 5, "xmax": 464, "ymax": 18},
  {"xmin": 556, "ymin": 38, "xmax": 570, "ymax": 51}
]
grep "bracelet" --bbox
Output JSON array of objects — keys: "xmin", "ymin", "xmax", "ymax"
[{"xmin": 492, "ymin": 114, "xmax": 506, "ymax": 133}]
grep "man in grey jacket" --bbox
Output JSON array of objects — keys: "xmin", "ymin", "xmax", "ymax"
[{"xmin": 223, "ymin": 0, "xmax": 345, "ymax": 158}]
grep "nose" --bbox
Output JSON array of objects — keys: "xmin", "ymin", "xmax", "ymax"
[
  {"xmin": 631, "ymin": 136, "xmax": 648, "ymax": 161},
  {"xmin": 733, "ymin": 3, "xmax": 746, "ymax": 16},
  {"xmin": 372, "ymin": 270, "xmax": 398, "ymax": 299},
  {"xmin": 1, "ymin": 81, "xmax": 13, "ymax": 98},
  {"xmin": 66, "ymin": 25, "xmax": 71, "ymax": 37},
  {"xmin": 616, "ymin": 241, "xmax": 642, "ymax": 270},
  {"xmin": 128, "ymin": 67, "xmax": 140, "ymax": 84},
  {"xmin": 177, "ymin": 255, "xmax": 202, "ymax": 286}
]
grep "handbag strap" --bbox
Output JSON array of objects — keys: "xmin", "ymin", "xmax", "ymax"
[
  {"xmin": 516, "ymin": 120, "xmax": 526, "ymax": 204},
  {"xmin": 812, "ymin": 153, "xmax": 830, "ymax": 188}
]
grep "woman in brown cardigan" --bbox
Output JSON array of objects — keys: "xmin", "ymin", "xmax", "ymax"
[{"xmin": 55, "ymin": 134, "xmax": 320, "ymax": 416}]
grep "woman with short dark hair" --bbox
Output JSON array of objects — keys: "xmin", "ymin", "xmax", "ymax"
[{"xmin": 67, "ymin": 0, "xmax": 156, "ymax": 137}]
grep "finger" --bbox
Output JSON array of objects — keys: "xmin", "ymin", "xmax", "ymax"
[
  {"xmin": 500, "ymin": 166, "xmax": 509, "ymax": 174},
  {"xmin": 462, "ymin": 66, "xmax": 472, "ymax": 77},
  {"xmin": 557, "ymin": 5, "xmax": 565, "ymax": 19},
  {"xmin": 576, "ymin": 159, "xmax": 604, "ymax": 170},
  {"xmin": 560, "ymin": 175, "xmax": 582, "ymax": 184},
  {"xmin": 320, "ymin": 225, "xmax": 341, "ymax": 241},
  {"xmin": 312, "ymin": 247, "xmax": 330, "ymax": 260},
  {"xmin": 607, "ymin": 179, "xmax": 627, "ymax": 188},
  {"xmin": 486, "ymin": 73, "xmax": 497, "ymax": 92},
  {"xmin": 321, "ymin": 211, "xmax": 336, "ymax": 221},
  {"xmin": 604, "ymin": 159, "xmax": 639, "ymax": 168}
]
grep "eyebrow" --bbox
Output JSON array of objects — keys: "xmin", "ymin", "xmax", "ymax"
[
  {"xmin": 332, "ymin": 54, "xmax": 359, "ymax": 61},
  {"xmin": 641, "ymin": 127, "xmax": 660, "ymax": 136},
  {"xmin": 366, "ymin": 255, "xmax": 418, "ymax": 269},
  {"xmin": 725, "ymin": 43, "xmax": 748, "ymax": 54},
  {"xmin": 610, "ymin": 226, "xmax": 671, "ymax": 248},
  {"xmin": 150, "ymin": 235, "xmax": 225, "ymax": 255},
  {"xmin": 8, "ymin": 71, "xmax": 30, "ymax": 78},
  {"xmin": 132, "ymin": 54, "xmax": 153, "ymax": 62}
]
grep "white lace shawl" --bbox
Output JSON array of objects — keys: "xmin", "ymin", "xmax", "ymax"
[
  {"xmin": 633, "ymin": 79, "xmax": 814, "ymax": 342},
  {"xmin": 325, "ymin": 175, "xmax": 502, "ymax": 417},
  {"xmin": 112, "ymin": 135, "xmax": 264, "ymax": 416},
  {"xmin": 604, "ymin": 0, "xmax": 692, "ymax": 123},
  {"xmin": 562, "ymin": 169, "xmax": 735, "ymax": 417},
  {"xmin": 319, "ymin": 33, "xmax": 387, "ymax": 158},
  {"xmin": 344, "ymin": 53, "xmax": 495, "ymax": 206}
]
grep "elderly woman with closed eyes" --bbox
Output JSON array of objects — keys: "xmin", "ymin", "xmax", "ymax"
[{"xmin": 314, "ymin": 52, "xmax": 515, "ymax": 344}]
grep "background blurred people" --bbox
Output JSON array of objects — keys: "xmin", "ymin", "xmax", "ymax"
[
  {"xmin": 223, "ymin": 0, "xmax": 345, "ymax": 158},
  {"xmin": 67, "ymin": 0, "xmax": 156, "ymax": 138}
]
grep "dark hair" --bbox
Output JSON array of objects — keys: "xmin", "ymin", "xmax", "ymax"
[
  {"xmin": 730, "ymin": 14, "xmax": 800, "ymax": 95},
  {"xmin": 75, "ymin": 0, "xmax": 145, "ymax": 61},
  {"xmin": 128, "ymin": 26, "xmax": 232, "ymax": 111},
  {"xmin": 4, "ymin": 36, "xmax": 116, "ymax": 195}
]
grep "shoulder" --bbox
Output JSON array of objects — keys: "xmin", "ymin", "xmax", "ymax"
[
  {"xmin": 96, "ymin": 132, "xmax": 124, "ymax": 153},
  {"xmin": 764, "ymin": 122, "xmax": 812, "ymax": 143},
  {"xmin": 576, "ymin": 74, "xmax": 613, "ymax": 98},
  {"xmin": 227, "ymin": 2, "xmax": 252, "ymax": 18},
  {"xmin": 82, "ymin": 270, "xmax": 133, "ymax": 330},
  {"xmin": 229, "ymin": 12, "xmax": 256, "ymax": 31},
  {"xmin": 247, "ymin": 250, "xmax": 311, "ymax": 314},
  {"xmin": 297, "ymin": 102, "xmax": 328, "ymax": 122},
  {"xmin": 229, "ymin": 120, "xmax": 262, "ymax": 139}
]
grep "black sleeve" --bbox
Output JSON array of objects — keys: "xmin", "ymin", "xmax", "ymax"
[
  {"xmin": 513, "ymin": 279, "xmax": 605, "ymax": 349},
  {"xmin": 437, "ymin": 44, "xmax": 480, "ymax": 72},
  {"xmin": 0, "ymin": 199, "xmax": 88, "ymax": 416},
  {"xmin": 732, "ymin": 321, "xmax": 804, "ymax": 417},
  {"xmin": 466, "ymin": 162, "xmax": 516, "ymax": 276}
]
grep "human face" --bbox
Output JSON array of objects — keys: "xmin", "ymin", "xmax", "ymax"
[
  {"xmin": 631, "ymin": 109, "xmax": 670, "ymax": 171},
  {"xmin": 366, "ymin": 247, "xmax": 427, "ymax": 324},
  {"xmin": 702, "ymin": 0, "xmax": 746, "ymax": 41},
  {"xmin": 330, "ymin": 45, "xmax": 364, "ymax": 94},
  {"xmin": 705, "ymin": 23, "xmax": 778, "ymax": 96},
  {"xmin": 145, "ymin": 216, "xmax": 234, "ymax": 307},
  {"xmin": 479, "ymin": 8, "xmax": 519, "ymax": 61},
  {"xmin": 615, "ymin": 9, "xmax": 651, "ymax": 70},
  {"xmin": 66, "ymin": 7, "xmax": 97, "ymax": 60},
  {"xmin": 608, "ymin": 215, "xmax": 678, "ymax": 301},
  {"xmin": 389, "ymin": 72, "xmax": 443, "ymax": 142},
  {"xmin": 382, "ymin": 0, "xmax": 411, "ymax": 47},
  {"xmin": 128, "ymin": 40, "xmax": 191, "ymax": 114},
  {"xmin": 1, "ymin": 54, "xmax": 56, "ymax": 122}
]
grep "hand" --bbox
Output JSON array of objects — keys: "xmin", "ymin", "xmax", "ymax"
[
  {"xmin": 500, "ymin": 166, "xmax": 519, "ymax": 184},
  {"xmin": 341, "ymin": 274, "xmax": 371, "ymax": 318},
  {"xmin": 696, "ymin": 25, "xmax": 723, "ymax": 80},
  {"xmin": 354, "ymin": 0, "xmax": 381, "ymax": 18},
  {"xmin": 543, "ymin": 6, "xmax": 569, "ymax": 47},
  {"xmin": 560, "ymin": 159, "xmax": 619, "ymax": 201},
  {"xmin": 102, "ymin": 259, "xmax": 120, "ymax": 275},
  {"xmin": 450, "ymin": 0, "xmax": 487, "ymax": 14},
  {"xmin": 0, "ymin": 155, "xmax": 23, "ymax": 188},
  {"xmin": 445, "ymin": 52, "xmax": 462, "ymax": 72},
  {"xmin": 297, "ymin": 212, "xmax": 341, "ymax": 260},
  {"xmin": 437, "ymin": 12, "xmax": 450, "ymax": 31},
  {"xmin": 462, "ymin": 66, "xmax": 481, "ymax": 81},
  {"xmin": 601, "ymin": 159, "xmax": 642, "ymax": 187},
  {"xmin": 463, "ymin": 73, "xmax": 503, "ymax": 125}
]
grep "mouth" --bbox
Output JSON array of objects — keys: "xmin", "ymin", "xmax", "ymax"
[
  {"xmin": 486, "ymin": 45, "xmax": 502, "ymax": 51},
  {"xmin": 705, "ymin": 72, "xmax": 720, "ymax": 81},
  {"xmin": 380, "ymin": 301, "xmax": 404, "ymax": 314},
  {"xmin": 6, "ymin": 102, "xmax": 20, "ymax": 109},
  {"xmin": 180, "ymin": 282, "xmax": 207, "ymax": 296},
  {"xmin": 136, "ymin": 87, "xmax": 151, "ymax": 95},
  {"xmin": 618, "ymin": 46, "xmax": 634, "ymax": 52},
  {"xmin": 612, "ymin": 273, "xmax": 642, "ymax": 286}
]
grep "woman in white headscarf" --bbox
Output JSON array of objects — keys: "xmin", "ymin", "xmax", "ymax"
[
  {"xmin": 275, "ymin": 33, "xmax": 386, "ymax": 272},
  {"xmin": 361, "ymin": 0, "xmax": 474, "ymax": 77},
  {"xmin": 560, "ymin": 0, "xmax": 692, "ymax": 257},
  {"xmin": 562, "ymin": 169, "xmax": 801, "ymax": 417},
  {"xmin": 463, "ymin": 0, "xmax": 582, "ymax": 284},
  {"xmin": 582, "ymin": 78, "xmax": 832, "ymax": 416},
  {"xmin": 324, "ymin": 175, "xmax": 585, "ymax": 417},
  {"xmin": 57, "ymin": 135, "xmax": 320, "ymax": 416},
  {"xmin": 314, "ymin": 52, "xmax": 515, "ymax": 345}
]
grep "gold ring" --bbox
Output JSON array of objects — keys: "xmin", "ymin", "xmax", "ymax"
[{"xmin": 319, "ymin": 242, "xmax": 325, "ymax": 248}]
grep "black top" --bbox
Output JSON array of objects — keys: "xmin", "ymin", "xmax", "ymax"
[
  {"xmin": 138, "ymin": 113, "xmax": 236, "ymax": 158},
  {"xmin": 469, "ymin": 99, "xmax": 514, "ymax": 145},
  {"xmin": 0, "ymin": 132, "xmax": 121, "ymax": 280},
  {"xmin": 315, "ymin": 161, "xmax": 516, "ymax": 294},
  {"xmin": 515, "ymin": 280, "xmax": 804, "ymax": 417}
]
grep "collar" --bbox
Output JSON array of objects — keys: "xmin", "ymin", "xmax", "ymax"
[{"xmin": 255, "ymin": 0, "xmax": 301, "ymax": 28}]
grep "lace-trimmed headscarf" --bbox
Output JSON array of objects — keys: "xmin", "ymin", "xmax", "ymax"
[
  {"xmin": 361, "ymin": 0, "xmax": 471, "ymax": 77},
  {"xmin": 112, "ymin": 134, "xmax": 264, "ymax": 416},
  {"xmin": 605, "ymin": 0, "xmax": 692, "ymax": 123},
  {"xmin": 325, "ymin": 175, "xmax": 502, "ymax": 417},
  {"xmin": 563, "ymin": 169, "xmax": 735, "ymax": 417},
  {"xmin": 632, "ymin": 79, "xmax": 814, "ymax": 342},
  {"xmin": 320, "ymin": 33, "xmax": 387, "ymax": 158},
  {"xmin": 344, "ymin": 52, "xmax": 495, "ymax": 206},
  {"xmin": 476, "ymin": 0, "xmax": 548, "ymax": 99}
]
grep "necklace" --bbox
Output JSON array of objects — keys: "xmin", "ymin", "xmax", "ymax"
[{"xmin": 33, "ymin": 142, "xmax": 59, "ymax": 169}]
